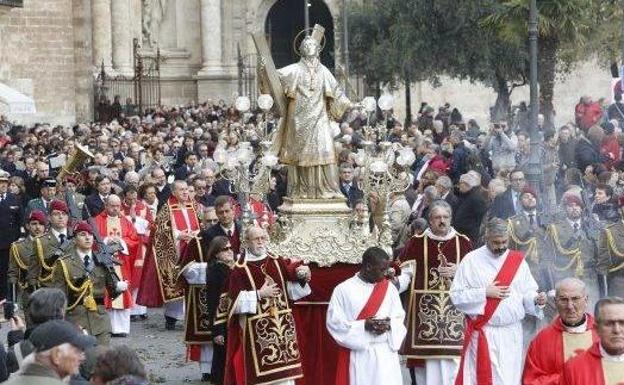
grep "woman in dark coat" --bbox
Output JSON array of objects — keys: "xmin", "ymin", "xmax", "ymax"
[{"xmin": 205, "ymin": 236, "xmax": 235, "ymax": 385}]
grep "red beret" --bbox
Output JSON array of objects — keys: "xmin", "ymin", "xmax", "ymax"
[
  {"xmin": 520, "ymin": 186, "xmax": 538, "ymax": 198},
  {"xmin": 50, "ymin": 199, "xmax": 68, "ymax": 214},
  {"xmin": 563, "ymin": 194, "xmax": 584, "ymax": 207},
  {"xmin": 63, "ymin": 175, "xmax": 79, "ymax": 185},
  {"xmin": 74, "ymin": 221, "xmax": 93, "ymax": 235},
  {"xmin": 28, "ymin": 210, "xmax": 47, "ymax": 225}
]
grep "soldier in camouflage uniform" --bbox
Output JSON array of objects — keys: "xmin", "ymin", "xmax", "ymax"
[
  {"xmin": 49, "ymin": 221, "xmax": 120, "ymax": 345},
  {"xmin": 598, "ymin": 196, "xmax": 624, "ymax": 298},
  {"xmin": 546, "ymin": 194, "xmax": 601, "ymax": 307},
  {"xmin": 8, "ymin": 210, "xmax": 48, "ymax": 307}
]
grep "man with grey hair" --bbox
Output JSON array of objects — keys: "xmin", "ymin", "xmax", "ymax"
[
  {"xmin": 225, "ymin": 226, "xmax": 312, "ymax": 385},
  {"xmin": 396, "ymin": 199, "xmax": 472, "ymax": 385},
  {"xmin": 522, "ymin": 277, "xmax": 599, "ymax": 385},
  {"xmin": 560, "ymin": 296, "xmax": 624, "ymax": 384},
  {"xmin": 93, "ymin": 194, "xmax": 136, "ymax": 337},
  {"xmin": 435, "ymin": 175, "xmax": 458, "ymax": 209},
  {"xmin": 451, "ymin": 218, "xmax": 546, "ymax": 385}
]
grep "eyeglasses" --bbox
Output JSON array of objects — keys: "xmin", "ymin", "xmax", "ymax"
[{"xmin": 206, "ymin": 218, "xmax": 218, "ymax": 223}]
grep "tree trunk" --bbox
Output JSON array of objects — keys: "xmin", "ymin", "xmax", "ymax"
[
  {"xmin": 611, "ymin": 61, "xmax": 619, "ymax": 78},
  {"xmin": 405, "ymin": 75, "xmax": 412, "ymax": 126},
  {"xmin": 538, "ymin": 36, "xmax": 557, "ymax": 130},
  {"xmin": 491, "ymin": 75, "xmax": 511, "ymax": 123}
]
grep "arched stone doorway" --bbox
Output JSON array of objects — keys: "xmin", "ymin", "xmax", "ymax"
[{"xmin": 264, "ymin": 0, "xmax": 335, "ymax": 71}]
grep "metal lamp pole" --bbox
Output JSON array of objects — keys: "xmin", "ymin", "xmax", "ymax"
[
  {"xmin": 304, "ymin": 0, "xmax": 310, "ymax": 35},
  {"xmin": 526, "ymin": 0, "xmax": 543, "ymax": 198}
]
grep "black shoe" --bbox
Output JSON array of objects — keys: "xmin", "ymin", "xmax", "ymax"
[
  {"xmin": 111, "ymin": 333, "xmax": 128, "ymax": 338},
  {"xmin": 130, "ymin": 315, "xmax": 139, "ymax": 322},
  {"xmin": 139, "ymin": 314, "xmax": 148, "ymax": 320},
  {"xmin": 201, "ymin": 373, "xmax": 212, "ymax": 382},
  {"xmin": 165, "ymin": 316, "xmax": 176, "ymax": 330}
]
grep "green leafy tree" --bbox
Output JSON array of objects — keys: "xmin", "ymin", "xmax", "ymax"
[{"xmin": 483, "ymin": 0, "xmax": 593, "ymax": 129}]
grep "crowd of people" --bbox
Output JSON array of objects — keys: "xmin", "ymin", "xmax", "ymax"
[{"xmin": 0, "ymin": 90, "xmax": 622, "ymax": 385}]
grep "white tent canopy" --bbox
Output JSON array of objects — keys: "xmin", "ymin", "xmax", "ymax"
[{"xmin": 0, "ymin": 82, "xmax": 36, "ymax": 114}]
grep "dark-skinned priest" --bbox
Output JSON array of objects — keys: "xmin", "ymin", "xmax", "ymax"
[{"xmin": 326, "ymin": 246, "xmax": 406, "ymax": 385}]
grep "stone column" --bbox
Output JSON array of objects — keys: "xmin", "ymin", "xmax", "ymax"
[
  {"xmin": 111, "ymin": 0, "xmax": 133, "ymax": 76},
  {"xmin": 197, "ymin": 0, "xmax": 223, "ymax": 75},
  {"xmin": 92, "ymin": 0, "xmax": 113, "ymax": 73}
]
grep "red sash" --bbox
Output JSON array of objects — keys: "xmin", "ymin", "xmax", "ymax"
[
  {"xmin": 335, "ymin": 278, "xmax": 390, "ymax": 385},
  {"xmin": 455, "ymin": 250, "xmax": 525, "ymax": 385}
]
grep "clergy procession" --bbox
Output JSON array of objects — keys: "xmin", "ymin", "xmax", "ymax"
[{"xmin": 3, "ymin": 0, "xmax": 624, "ymax": 384}]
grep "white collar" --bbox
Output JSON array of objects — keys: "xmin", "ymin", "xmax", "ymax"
[
  {"xmin": 245, "ymin": 250, "xmax": 267, "ymax": 262},
  {"xmin": 524, "ymin": 210, "xmax": 537, "ymax": 216},
  {"xmin": 51, "ymin": 228, "xmax": 67, "ymax": 237},
  {"xmin": 567, "ymin": 219, "xmax": 581, "ymax": 228},
  {"xmin": 76, "ymin": 249, "xmax": 92, "ymax": 259},
  {"xmin": 221, "ymin": 224, "xmax": 235, "ymax": 233},
  {"xmin": 563, "ymin": 317, "xmax": 588, "ymax": 334},
  {"xmin": 600, "ymin": 344, "xmax": 624, "ymax": 362},
  {"xmin": 423, "ymin": 227, "xmax": 457, "ymax": 241}
]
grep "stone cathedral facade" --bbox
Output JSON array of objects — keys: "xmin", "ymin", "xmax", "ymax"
[{"xmin": 0, "ymin": 0, "xmax": 348, "ymax": 124}]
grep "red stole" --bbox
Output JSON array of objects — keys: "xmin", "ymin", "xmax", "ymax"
[
  {"xmin": 334, "ymin": 278, "xmax": 390, "ymax": 385},
  {"xmin": 455, "ymin": 250, "xmax": 525, "ymax": 385},
  {"xmin": 169, "ymin": 196, "xmax": 200, "ymax": 255}
]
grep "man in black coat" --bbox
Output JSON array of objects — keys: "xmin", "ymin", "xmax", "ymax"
[
  {"xmin": 0, "ymin": 171, "xmax": 23, "ymax": 300},
  {"xmin": 151, "ymin": 168, "xmax": 171, "ymax": 210},
  {"xmin": 489, "ymin": 169, "xmax": 526, "ymax": 220},
  {"xmin": 82, "ymin": 175, "xmax": 111, "ymax": 219},
  {"xmin": 174, "ymin": 152, "xmax": 198, "ymax": 181},
  {"xmin": 434, "ymin": 175, "xmax": 458, "ymax": 210},
  {"xmin": 575, "ymin": 127, "xmax": 606, "ymax": 173},
  {"xmin": 338, "ymin": 163, "xmax": 363, "ymax": 208},
  {"xmin": 200, "ymin": 196, "xmax": 242, "ymax": 257},
  {"xmin": 452, "ymin": 172, "xmax": 488, "ymax": 242}
]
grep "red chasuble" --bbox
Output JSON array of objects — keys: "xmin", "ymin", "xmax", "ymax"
[
  {"xmin": 455, "ymin": 249, "xmax": 525, "ymax": 385},
  {"xmin": 522, "ymin": 315, "xmax": 598, "ymax": 385},
  {"xmin": 224, "ymin": 253, "xmax": 305, "ymax": 385},
  {"xmin": 334, "ymin": 278, "xmax": 389, "ymax": 385},
  {"xmin": 93, "ymin": 212, "xmax": 138, "ymax": 310},
  {"xmin": 561, "ymin": 342, "xmax": 624, "ymax": 385},
  {"xmin": 137, "ymin": 196, "xmax": 201, "ymax": 306},
  {"xmin": 121, "ymin": 201, "xmax": 153, "ymax": 289},
  {"xmin": 399, "ymin": 230, "xmax": 472, "ymax": 366}
]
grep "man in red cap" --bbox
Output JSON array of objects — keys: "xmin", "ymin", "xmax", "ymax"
[
  {"xmin": 507, "ymin": 186, "xmax": 552, "ymax": 347},
  {"xmin": 546, "ymin": 193, "xmax": 601, "ymax": 308},
  {"xmin": 49, "ymin": 221, "xmax": 121, "ymax": 345},
  {"xmin": 30, "ymin": 199, "xmax": 72, "ymax": 288},
  {"xmin": 93, "ymin": 194, "xmax": 137, "ymax": 338},
  {"xmin": 598, "ymin": 196, "xmax": 624, "ymax": 298},
  {"xmin": 8, "ymin": 210, "xmax": 47, "ymax": 306}
]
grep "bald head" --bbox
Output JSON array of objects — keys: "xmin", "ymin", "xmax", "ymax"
[
  {"xmin": 555, "ymin": 277, "xmax": 586, "ymax": 296},
  {"xmin": 555, "ymin": 277, "xmax": 589, "ymax": 325},
  {"xmin": 105, "ymin": 194, "xmax": 122, "ymax": 217}
]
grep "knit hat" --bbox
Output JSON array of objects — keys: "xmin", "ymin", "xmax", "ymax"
[
  {"xmin": 520, "ymin": 186, "xmax": 538, "ymax": 199},
  {"xmin": 74, "ymin": 221, "xmax": 93, "ymax": 235},
  {"xmin": 563, "ymin": 194, "xmax": 584, "ymax": 208}
]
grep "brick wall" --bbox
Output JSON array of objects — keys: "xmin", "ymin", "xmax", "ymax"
[{"xmin": 0, "ymin": 0, "xmax": 92, "ymax": 124}]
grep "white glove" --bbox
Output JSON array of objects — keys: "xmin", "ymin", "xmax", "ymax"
[{"xmin": 116, "ymin": 280, "xmax": 129, "ymax": 292}]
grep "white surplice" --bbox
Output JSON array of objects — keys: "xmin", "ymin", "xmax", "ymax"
[
  {"xmin": 326, "ymin": 274, "xmax": 407, "ymax": 385},
  {"xmin": 449, "ymin": 246, "xmax": 543, "ymax": 385}
]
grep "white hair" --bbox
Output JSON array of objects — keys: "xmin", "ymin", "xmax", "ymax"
[{"xmin": 555, "ymin": 277, "xmax": 587, "ymax": 295}]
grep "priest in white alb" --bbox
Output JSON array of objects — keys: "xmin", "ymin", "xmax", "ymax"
[
  {"xmin": 326, "ymin": 246, "xmax": 407, "ymax": 385},
  {"xmin": 450, "ymin": 218, "xmax": 547, "ymax": 385}
]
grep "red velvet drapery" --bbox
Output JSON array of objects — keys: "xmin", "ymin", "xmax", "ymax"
[{"xmin": 293, "ymin": 263, "xmax": 360, "ymax": 385}]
